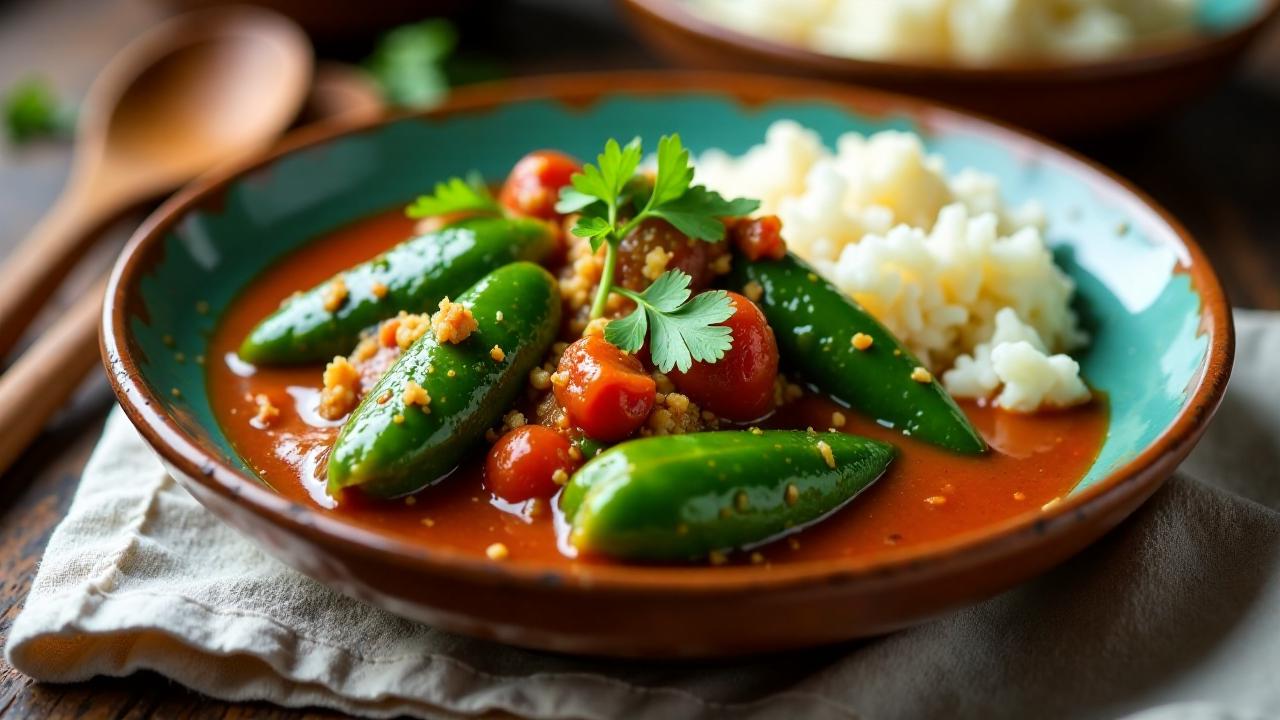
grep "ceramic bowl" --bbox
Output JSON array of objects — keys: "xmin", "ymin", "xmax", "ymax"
[
  {"xmin": 620, "ymin": 0, "xmax": 1280, "ymax": 136},
  {"xmin": 103, "ymin": 72, "xmax": 1233, "ymax": 658}
]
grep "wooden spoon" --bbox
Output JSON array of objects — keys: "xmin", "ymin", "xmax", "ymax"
[
  {"xmin": 0, "ymin": 6, "xmax": 311, "ymax": 359},
  {"xmin": 0, "ymin": 7, "xmax": 313, "ymax": 475}
]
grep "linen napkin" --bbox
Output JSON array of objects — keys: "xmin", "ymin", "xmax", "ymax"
[{"xmin": 7, "ymin": 311, "xmax": 1280, "ymax": 720}]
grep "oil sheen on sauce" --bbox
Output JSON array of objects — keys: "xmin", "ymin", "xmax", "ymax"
[{"xmin": 208, "ymin": 209, "xmax": 1109, "ymax": 567}]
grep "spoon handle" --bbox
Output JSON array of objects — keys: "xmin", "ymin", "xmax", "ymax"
[
  {"xmin": 0, "ymin": 192, "xmax": 117, "ymax": 359},
  {"xmin": 0, "ymin": 275, "xmax": 105, "ymax": 475}
]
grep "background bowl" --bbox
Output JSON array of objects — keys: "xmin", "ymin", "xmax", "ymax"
[
  {"xmin": 103, "ymin": 72, "xmax": 1232, "ymax": 657},
  {"xmin": 620, "ymin": 0, "xmax": 1280, "ymax": 136}
]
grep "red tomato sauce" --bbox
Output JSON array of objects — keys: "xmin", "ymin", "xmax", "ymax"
[{"xmin": 207, "ymin": 209, "xmax": 1109, "ymax": 567}]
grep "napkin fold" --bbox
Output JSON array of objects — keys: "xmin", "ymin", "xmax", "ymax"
[{"xmin": 7, "ymin": 311, "xmax": 1280, "ymax": 720}]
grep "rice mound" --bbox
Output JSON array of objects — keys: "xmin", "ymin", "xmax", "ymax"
[
  {"xmin": 697, "ymin": 120, "xmax": 1090, "ymax": 412},
  {"xmin": 685, "ymin": 0, "xmax": 1195, "ymax": 64}
]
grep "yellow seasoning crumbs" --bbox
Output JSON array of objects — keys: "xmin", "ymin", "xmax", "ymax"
[
  {"xmin": 749, "ymin": 426, "xmax": 764, "ymax": 436},
  {"xmin": 485, "ymin": 542, "xmax": 509, "ymax": 561},
  {"xmin": 370, "ymin": 281, "xmax": 389, "ymax": 299},
  {"xmin": 831, "ymin": 411, "xmax": 847, "ymax": 427},
  {"xmin": 170, "ymin": 387, "xmax": 182, "ymax": 398},
  {"xmin": 925, "ymin": 495, "xmax": 947, "ymax": 506},
  {"xmin": 643, "ymin": 246, "xmax": 673, "ymax": 281},
  {"xmin": 404, "ymin": 496, "xmax": 417, "ymax": 506},
  {"xmin": 911, "ymin": 367, "xmax": 933, "ymax": 383},
  {"xmin": 392, "ymin": 414, "xmax": 405, "ymax": 425},
  {"xmin": 495, "ymin": 310, "xmax": 504, "ymax": 323},
  {"xmin": 447, "ymin": 369, "xmax": 457, "ymax": 378},
  {"xmin": 551, "ymin": 469, "xmax": 569, "ymax": 486},
  {"xmin": 816, "ymin": 440, "xmax": 836, "ymax": 469},
  {"xmin": 431, "ymin": 296, "xmax": 478, "ymax": 344},
  {"xmin": 785, "ymin": 483, "xmax": 799, "ymax": 506},
  {"xmin": 319, "ymin": 356, "xmax": 360, "ymax": 420},
  {"xmin": 251, "ymin": 393, "xmax": 280, "ymax": 428},
  {"xmin": 402, "ymin": 380, "xmax": 431, "ymax": 412},
  {"xmin": 490, "ymin": 345, "xmax": 506, "ymax": 362},
  {"xmin": 1013, "ymin": 491, "xmax": 1027, "ymax": 501},
  {"xmin": 851, "ymin": 332, "xmax": 874, "ymax": 351},
  {"xmin": 377, "ymin": 390, "xmax": 392, "ymax": 405},
  {"xmin": 743, "ymin": 280, "xmax": 764, "ymax": 302},
  {"xmin": 322, "ymin": 277, "xmax": 349, "ymax": 313},
  {"xmin": 421, "ymin": 517, "xmax": 435, "ymax": 527},
  {"xmin": 708, "ymin": 550, "xmax": 728, "ymax": 566}
]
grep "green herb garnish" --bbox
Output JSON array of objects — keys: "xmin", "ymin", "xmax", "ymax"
[
  {"xmin": 365, "ymin": 19, "xmax": 457, "ymax": 108},
  {"xmin": 4, "ymin": 77, "xmax": 72, "ymax": 145},
  {"xmin": 405, "ymin": 175, "xmax": 500, "ymax": 219},
  {"xmin": 557, "ymin": 134, "xmax": 759, "ymax": 373},
  {"xmin": 607, "ymin": 270, "xmax": 735, "ymax": 373}
]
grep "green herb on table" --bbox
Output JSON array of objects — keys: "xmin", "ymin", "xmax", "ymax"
[
  {"xmin": 3, "ymin": 77, "xmax": 72, "ymax": 145},
  {"xmin": 556, "ymin": 134, "xmax": 759, "ymax": 373},
  {"xmin": 365, "ymin": 19, "xmax": 503, "ymax": 109}
]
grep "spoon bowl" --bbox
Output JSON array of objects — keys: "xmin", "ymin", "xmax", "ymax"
[{"xmin": 0, "ymin": 5, "xmax": 312, "ymax": 359}]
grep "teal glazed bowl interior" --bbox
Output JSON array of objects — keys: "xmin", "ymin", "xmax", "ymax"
[{"xmin": 104, "ymin": 73, "xmax": 1233, "ymax": 657}]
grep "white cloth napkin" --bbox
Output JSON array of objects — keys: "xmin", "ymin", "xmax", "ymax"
[{"xmin": 7, "ymin": 310, "xmax": 1280, "ymax": 720}]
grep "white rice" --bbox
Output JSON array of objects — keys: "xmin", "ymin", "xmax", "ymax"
[
  {"xmin": 698, "ymin": 120, "xmax": 1091, "ymax": 412},
  {"xmin": 685, "ymin": 0, "xmax": 1196, "ymax": 64}
]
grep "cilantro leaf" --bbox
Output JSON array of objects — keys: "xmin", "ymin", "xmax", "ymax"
[
  {"xmin": 649, "ymin": 134, "xmax": 693, "ymax": 208},
  {"xmin": 571, "ymin": 214, "xmax": 613, "ymax": 250},
  {"xmin": 649, "ymin": 186, "xmax": 760, "ymax": 241},
  {"xmin": 366, "ymin": 19, "xmax": 457, "ymax": 108},
  {"xmin": 555, "ymin": 187, "xmax": 600, "ymax": 214},
  {"xmin": 611, "ymin": 270, "xmax": 735, "ymax": 373},
  {"xmin": 405, "ymin": 176, "xmax": 500, "ymax": 219}
]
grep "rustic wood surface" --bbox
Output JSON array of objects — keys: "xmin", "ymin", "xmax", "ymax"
[{"xmin": 0, "ymin": 0, "xmax": 1277, "ymax": 716}]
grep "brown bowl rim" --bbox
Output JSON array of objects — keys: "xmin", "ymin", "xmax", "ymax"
[
  {"xmin": 621, "ymin": 0, "xmax": 1280, "ymax": 83},
  {"xmin": 103, "ymin": 71, "xmax": 1234, "ymax": 596}
]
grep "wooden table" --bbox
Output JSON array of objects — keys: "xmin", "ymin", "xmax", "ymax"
[{"xmin": 1, "ymin": 0, "xmax": 1278, "ymax": 715}]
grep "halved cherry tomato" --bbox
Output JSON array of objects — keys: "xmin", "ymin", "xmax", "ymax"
[
  {"xmin": 729, "ymin": 215, "xmax": 786, "ymax": 261},
  {"xmin": 484, "ymin": 424, "xmax": 577, "ymax": 503},
  {"xmin": 499, "ymin": 150, "xmax": 581, "ymax": 220},
  {"xmin": 669, "ymin": 292, "xmax": 779, "ymax": 421},
  {"xmin": 616, "ymin": 218, "xmax": 728, "ymax": 293},
  {"xmin": 555, "ymin": 335, "xmax": 656, "ymax": 441}
]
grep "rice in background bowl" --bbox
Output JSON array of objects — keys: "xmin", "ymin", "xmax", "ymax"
[
  {"xmin": 697, "ymin": 121, "xmax": 1092, "ymax": 412},
  {"xmin": 685, "ymin": 0, "xmax": 1197, "ymax": 64}
]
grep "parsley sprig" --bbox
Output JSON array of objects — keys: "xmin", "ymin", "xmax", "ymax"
[
  {"xmin": 556, "ymin": 134, "xmax": 759, "ymax": 373},
  {"xmin": 405, "ymin": 173, "xmax": 501, "ymax": 219}
]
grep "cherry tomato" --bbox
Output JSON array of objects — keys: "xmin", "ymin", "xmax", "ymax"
[
  {"xmin": 669, "ymin": 292, "xmax": 779, "ymax": 421},
  {"xmin": 484, "ymin": 424, "xmax": 577, "ymax": 503},
  {"xmin": 616, "ymin": 218, "xmax": 728, "ymax": 293},
  {"xmin": 498, "ymin": 150, "xmax": 581, "ymax": 220},
  {"xmin": 555, "ymin": 335, "xmax": 656, "ymax": 441},
  {"xmin": 729, "ymin": 215, "xmax": 787, "ymax": 261}
]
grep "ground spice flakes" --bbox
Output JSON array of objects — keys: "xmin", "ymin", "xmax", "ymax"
[
  {"xmin": 321, "ymin": 277, "xmax": 349, "ymax": 313},
  {"xmin": 402, "ymin": 380, "xmax": 431, "ymax": 412},
  {"xmin": 250, "ymin": 394, "xmax": 279, "ymax": 428},
  {"xmin": 319, "ymin": 356, "xmax": 360, "ymax": 420},
  {"xmin": 431, "ymin": 297, "xmax": 478, "ymax": 344}
]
